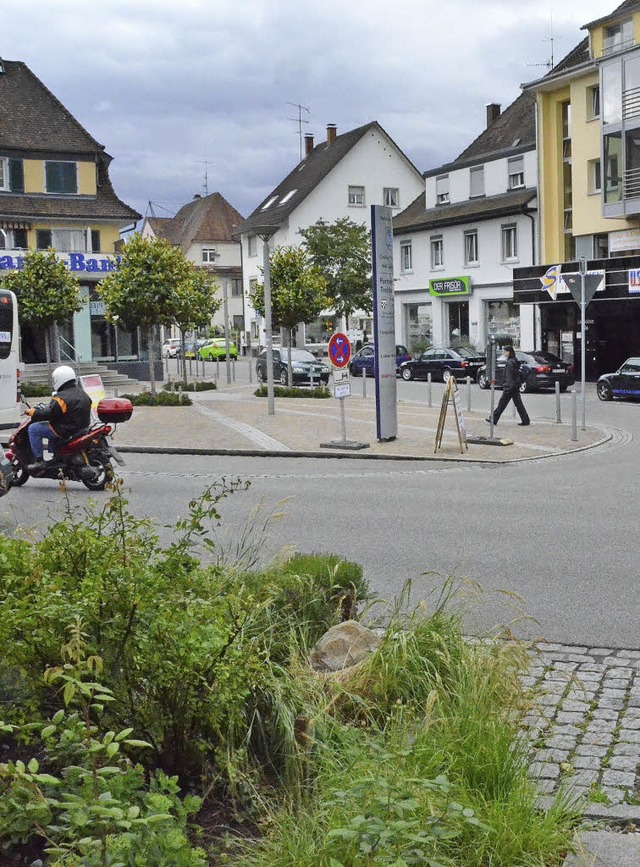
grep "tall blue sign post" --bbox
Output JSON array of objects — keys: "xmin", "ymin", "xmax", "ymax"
[{"xmin": 371, "ymin": 205, "xmax": 397, "ymax": 441}]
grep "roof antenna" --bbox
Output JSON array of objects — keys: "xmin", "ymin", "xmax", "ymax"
[
  {"xmin": 198, "ymin": 144, "xmax": 211, "ymax": 196},
  {"xmin": 527, "ymin": 9, "xmax": 560, "ymax": 71},
  {"xmin": 287, "ymin": 102, "xmax": 311, "ymax": 161}
]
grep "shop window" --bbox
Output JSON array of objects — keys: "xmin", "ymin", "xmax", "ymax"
[
  {"xmin": 430, "ymin": 235, "xmax": 444, "ymax": 269},
  {"xmin": 405, "ymin": 302, "xmax": 432, "ymax": 352},
  {"xmin": 501, "ymin": 224, "xmax": 518, "ymax": 262},
  {"xmin": 594, "ymin": 233, "xmax": 609, "ymax": 258},
  {"xmin": 400, "ymin": 239, "xmax": 412, "ymax": 272},
  {"xmin": 464, "ymin": 230, "xmax": 478, "ymax": 265},
  {"xmin": 45, "ymin": 161, "xmax": 78, "ymax": 194},
  {"xmin": 436, "ymin": 174, "xmax": 449, "ymax": 205},
  {"xmin": 486, "ymin": 300, "xmax": 520, "ymax": 342},
  {"xmin": 508, "ymin": 156, "xmax": 525, "ymax": 189},
  {"xmin": 469, "ymin": 166, "xmax": 484, "ymax": 198},
  {"xmin": 348, "ymin": 185, "xmax": 365, "ymax": 206}
]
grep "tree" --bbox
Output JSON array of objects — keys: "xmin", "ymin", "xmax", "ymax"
[
  {"xmin": 172, "ymin": 267, "xmax": 221, "ymax": 386},
  {"xmin": 299, "ymin": 218, "xmax": 372, "ymax": 322},
  {"xmin": 99, "ymin": 234, "xmax": 205, "ymax": 395},
  {"xmin": 251, "ymin": 246, "xmax": 328, "ymax": 386},
  {"xmin": 1, "ymin": 249, "xmax": 83, "ymax": 370}
]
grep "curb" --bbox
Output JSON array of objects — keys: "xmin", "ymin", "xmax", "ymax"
[{"xmin": 116, "ymin": 429, "xmax": 612, "ymax": 463}]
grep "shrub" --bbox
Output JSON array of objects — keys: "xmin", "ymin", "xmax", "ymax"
[
  {"xmin": 163, "ymin": 380, "xmax": 217, "ymax": 392},
  {"xmin": 120, "ymin": 390, "xmax": 193, "ymax": 406},
  {"xmin": 254, "ymin": 385, "xmax": 330, "ymax": 399},
  {"xmin": 20, "ymin": 383, "xmax": 51, "ymax": 397}
]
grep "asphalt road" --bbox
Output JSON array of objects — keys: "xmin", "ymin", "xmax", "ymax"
[{"xmin": 2, "ymin": 379, "xmax": 638, "ymax": 649}]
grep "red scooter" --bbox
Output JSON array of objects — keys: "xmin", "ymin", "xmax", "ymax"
[{"xmin": 7, "ymin": 398, "xmax": 133, "ymax": 491}]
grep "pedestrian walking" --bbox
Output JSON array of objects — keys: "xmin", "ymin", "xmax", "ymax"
[{"xmin": 486, "ymin": 345, "xmax": 530, "ymax": 427}]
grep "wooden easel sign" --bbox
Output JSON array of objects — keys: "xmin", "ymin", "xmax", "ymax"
[{"xmin": 434, "ymin": 377, "xmax": 468, "ymax": 454}]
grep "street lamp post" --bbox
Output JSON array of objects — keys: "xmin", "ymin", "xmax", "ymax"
[
  {"xmin": 253, "ymin": 225, "xmax": 280, "ymax": 416},
  {"xmin": 579, "ymin": 257, "xmax": 587, "ymax": 431}
]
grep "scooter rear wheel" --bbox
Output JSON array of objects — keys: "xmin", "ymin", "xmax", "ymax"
[
  {"xmin": 82, "ymin": 455, "xmax": 113, "ymax": 491},
  {"xmin": 11, "ymin": 460, "xmax": 29, "ymax": 486}
]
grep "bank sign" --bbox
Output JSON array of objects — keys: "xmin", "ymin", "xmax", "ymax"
[
  {"xmin": 0, "ymin": 251, "xmax": 119, "ymax": 274},
  {"xmin": 429, "ymin": 276, "xmax": 471, "ymax": 297}
]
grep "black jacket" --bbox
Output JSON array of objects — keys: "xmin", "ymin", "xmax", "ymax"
[
  {"xmin": 503, "ymin": 357, "xmax": 521, "ymax": 391},
  {"xmin": 31, "ymin": 381, "xmax": 92, "ymax": 438}
]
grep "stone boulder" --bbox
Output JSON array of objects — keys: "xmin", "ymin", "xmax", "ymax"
[{"xmin": 309, "ymin": 620, "xmax": 381, "ymax": 672}]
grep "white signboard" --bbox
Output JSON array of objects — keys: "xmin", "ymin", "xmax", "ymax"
[
  {"xmin": 333, "ymin": 368, "xmax": 350, "ymax": 384},
  {"xmin": 334, "ymin": 382, "xmax": 351, "ymax": 399},
  {"xmin": 609, "ymin": 229, "xmax": 640, "ymax": 254},
  {"xmin": 371, "ymin": 205, "xmax": 397, "ymax": 441}
]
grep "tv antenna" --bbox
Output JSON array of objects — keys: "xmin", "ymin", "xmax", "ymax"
[
  {"xmin": 198, "ymin": 144, "xmax": 212, "ymax": 196},
  {"xmin": 527, "ymin": 11, "xmax": 560, "ymax": 71},
  {"xmin": 287, "ymin": 101, "xmax": 311, "ymax": 160}
]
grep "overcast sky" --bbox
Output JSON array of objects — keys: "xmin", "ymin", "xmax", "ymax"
[{"xmin": 6, "ymin": 0, "xmax": 610, "ymax": 224}]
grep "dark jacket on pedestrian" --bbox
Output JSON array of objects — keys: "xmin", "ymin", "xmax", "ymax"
[
  {"xmin": 503, "ymin": 356, "xmax": 521, "ymax": 391},
  {"xmin": 31, "ymin": 381, "xmax": 92, "ymax": 438}
]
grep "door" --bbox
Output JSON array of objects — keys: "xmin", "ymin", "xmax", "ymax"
[{"xmin": 448, "ymin": 302, "xmax": 469, "ymax": 346}]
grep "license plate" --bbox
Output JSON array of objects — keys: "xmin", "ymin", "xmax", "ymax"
[{"xmin": 553, "ymin": 369, "xmax": 564, "ymax": 373}]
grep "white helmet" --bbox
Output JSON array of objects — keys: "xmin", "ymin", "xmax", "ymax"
[{"xmin": 52, "ymin": 365, "xmax": 76, "ymax": 391}]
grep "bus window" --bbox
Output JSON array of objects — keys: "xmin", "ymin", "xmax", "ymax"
[{"xmin": 0, "ymin": 289, "xmax": 20, "ymax": 430}]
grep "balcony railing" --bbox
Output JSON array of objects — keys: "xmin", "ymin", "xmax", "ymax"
[
  {"xmin": 623, "ymin": 86, "xmax": 640, "ymax": 120},
  {"xmin": 623, "ymin": 166, "xmax": 640, "ymax": 199},
  {"xmin": 601, "ymin": 37, "xmax": 636, "ymax": 57}
]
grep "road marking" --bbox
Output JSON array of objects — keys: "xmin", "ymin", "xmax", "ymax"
[{"xmin": 192, "ymin": 403, "xmax": 291, "ymax": 451}]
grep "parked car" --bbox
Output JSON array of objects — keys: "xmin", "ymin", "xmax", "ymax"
[
  {"xmin": 197, "ymin": 338, "xmax": 238, "ymax": 361},
  {"xmin": 0, "ymin": 447, "xmax": 13, "ymax": 496},
  {"xmin": 399, "ymin": 346, "xmax": 485, "ymax": 382},
  {"xmin": 597, "ymin": 357, "xmax": 640, "ymax": 401},
  {"xmin": 349, "ymin": 344, "xmax": 411, "ymax": 377},
  {"xmin": 183, "ymin": 338, "xmax": 207, "ymax": 358},
  {"xmin": 162, "ymin": 338, "xmax": 181, "ymax": 358},
  {"xmin": 256, "ymin": 348, "xmax": 330, "ymax": 386},
  {"xmin": 477, "ymin": 350, "xmax": 575, "ymax": 393}
]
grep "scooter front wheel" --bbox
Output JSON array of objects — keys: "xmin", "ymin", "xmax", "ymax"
[
  {"xmin": 82, "ymin": 454, "xmax": 114, "ymax": 491},
  {"xmin": 10, "ymin": 460, "xmax": 29, "ymax": 486}
]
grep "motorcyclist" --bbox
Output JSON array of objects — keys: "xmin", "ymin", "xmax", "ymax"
[{"xmin": 26, "ymin": 365, "xmax": 92, "ymax": 473}]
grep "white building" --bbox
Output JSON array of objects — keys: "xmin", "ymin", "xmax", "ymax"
[
  {"xmin": 393, "ymin": 95, "xmax": 539, "ymax": 355},
  {"xmin": 140, "ymin": 192, "xmax": 245, "ymax": 338},
  {"xmin": 237, "ymin": 122, "xmax": 424, "ymax": 347}
]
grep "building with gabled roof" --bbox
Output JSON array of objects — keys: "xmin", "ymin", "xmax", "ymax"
[
  {"xmin": 236, "ymin": 121, "xmax": 424, "ymax": 347},
  {"xmin": 393, "ymin": 92, "xmax": 538, "ymax": 354},
  {"xmin": 0, "ymin": 58, "xmax": 140, "ymax": 365},
  {"xmin": 141, "ymin": 192, "xmax": 245, "ymax": 340}
]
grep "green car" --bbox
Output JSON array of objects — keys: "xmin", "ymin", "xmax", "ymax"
[{"xmin": 197, "ymin": 338, "xmax": 238, "ymax": 361}]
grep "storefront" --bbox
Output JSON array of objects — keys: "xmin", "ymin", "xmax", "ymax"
[{"xmin": 514, "ymin": 256, "xmax": 640, "ymax": 378}]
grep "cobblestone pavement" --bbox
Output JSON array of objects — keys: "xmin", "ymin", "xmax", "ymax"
[{"xmin": 524, "ymin": 642, "xmax": 640, "ymax": 814}]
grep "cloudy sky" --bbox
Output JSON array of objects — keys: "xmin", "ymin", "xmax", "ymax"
[{"xmin": 6, "ymin": 0, "xmax": 611, "ymax": 223}]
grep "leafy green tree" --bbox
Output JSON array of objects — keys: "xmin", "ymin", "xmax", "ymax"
[
  {"xmin": 299, "ymin": 217, "xmax": 372, "ymax": 321},
  {"xmin": 99, "ymin": 234, "xmax": 203, "ymax": 394},
  {"xmin": 252, "ymin": 246, "xmax": 328, "ymax": 385},
  {"xmin": 1, "ymin": 249, "xmax": 83, "ymax": 369},
  {"xmin": 172, "ymin": 267, "xmax": 221, "ymax": 386}
]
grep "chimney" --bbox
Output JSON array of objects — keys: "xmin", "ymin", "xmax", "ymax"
[
  {"xmin": 193, "ymin": 193, "xmax": 202, "ymax": 199},
  {"xmin": 326, "ymin": 123, "xmax": 337, "ymax": 145},
  {"xmin": 486, "ymin": 103, "xmax": 501, "ymax": 127},
  {"xmin": 304, "ymin": 133, "xmax": 314, "ymax": 156}
]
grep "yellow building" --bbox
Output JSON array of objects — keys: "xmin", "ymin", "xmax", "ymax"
[
  {"xmin": 514, "ymin": 0, "xmax": 640, "ymax": 377},
  {"xmin": 0, "ymin": 59, "xmax": 140, "ymax": 364}
]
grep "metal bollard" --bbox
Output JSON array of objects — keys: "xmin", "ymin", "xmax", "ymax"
[
  {"xmin": 310, "ymin": 371, "xmax": 314, "ymax": 390},
  {"xmin": 555, "ymin": 380, "xmax": 561, "ymax": 423},
  {"xmin": 362, "ymin": 370, "xmax": 367, "ymax": 398},
  {"xmin": 427, "ymin": 372, "xmax": 432, "ymax": 407},
  {"xmin": 249, "ymin": 358, "xmax": 253, "ymax": 384},
  {"xmin": 232, "ymin": 359, "xmax": 236, "ymax": 382},
  {"xmin": 571, "ymin": 390, "xmax": 578, "ymax": 441},
  {"xmin": 216, "ymin": 357, "xmax": 220, "ymax": 382},
  {"xmin": 466, "ymin": 375, "xmax": 471, "ymax": 412}
]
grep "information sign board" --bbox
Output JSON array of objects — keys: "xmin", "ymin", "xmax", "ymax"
[
  {"xmin": 334, "ymin": 382, "xmax": 351, "ymax": 399},
  {"xmin": 371, "ymin": 205, "xmax": 397, "ymax": 441}
]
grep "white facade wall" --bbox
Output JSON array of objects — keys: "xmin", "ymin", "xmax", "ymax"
[
  {"xmin": 241, "ymin": 128, "xmax": 424, "ymax": 340},
  {"xmin": 395, "ymin": 149, "xmax": 538, "ymax": 355}
]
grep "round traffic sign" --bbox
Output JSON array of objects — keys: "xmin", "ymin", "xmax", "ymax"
[{"xmin": 328, "ymin": 332, "xmax": 351, "ymax": 368}]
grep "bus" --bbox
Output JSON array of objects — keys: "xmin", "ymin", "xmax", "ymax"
[{"xmin": 0, "ymin": 289, "xmax": 20, "ymax": 431}]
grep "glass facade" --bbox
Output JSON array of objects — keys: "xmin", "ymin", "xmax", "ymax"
[
  {"xmin": 485, "ymin": 300, "xmax": 520, "ymax": 343},
  {"xmin": 405, "ymin": 303, "xmax": 432, "ymax": 351}
]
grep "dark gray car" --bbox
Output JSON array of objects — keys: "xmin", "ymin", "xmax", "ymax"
[{"xmin": 256, "ymin": 348, "xmax": 330, "ymax": 386}]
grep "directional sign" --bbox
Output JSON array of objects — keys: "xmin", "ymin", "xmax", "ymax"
[{"xmin": 328, "ymin": 332, "xmax": 351, "ymax": 368}]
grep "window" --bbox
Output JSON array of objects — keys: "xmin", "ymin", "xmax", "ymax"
[
  {"xmin": 587, "ymin": 85, "xmax": 600, "ymax": 120},
  {"xmin": 469, "ymin": 166, "xmax": 484, "ymax": 198},
  {"xmin": 561, "ymin": 101, "xmax": 572, "ymax": 159},
  {"xmin": 400, "ymin": 240, "xmax": 412, "ymax": 272},
  {"xmin": 435, "ymin": 175, "xmax": 449, "ymax": 204},
  {"xmin": 430, "ymin": 235, "xmax": 444, "ymax": 269},
  {"xmin": 261, "ymin": 195, "xmax": 278, "ymax": 210},
  {"xmin": 247, "ymin": 234, "xmax": 257, "ymax": 257},
  {"xmin": 602, "ymin": 61, "xmax": 623, "ymax": 125},
  {"xmin": 202, "ymin": 247, "xmax": 218, "ymax": 263},
  {"xmin": 594, "ymin": 233, "xmax": 609, "ymax": 258},
  {"xmin": 231, "ymin": 278, "xmax": 243, "ymax": 297},
  {"xmin": 0, "ymin": 157, "xmax": 23, "ymax": 193},
  {"xmin": 464, "ymin": 230, "xmax": 478, "ymax": 265},
  {"xmin": 508, "ymin": 156, "xmax": 525, "ymax": 189},
  {"xmin": 36, "ymin": 229, "xmax": 52, "ymax": 249},
  {"xmin": 604, "ymin": 132, "xmax": 622, "ymax": 203},
  {"xmin": 603, "ymin": 18, "xmax": 633, "ymax": 55},
  {"xmin": 383, "ymin": 187, "xmax": 399, "ymax": 208},
  {"xmin": 90, "ymin": 229, "xmax": 101, "ymax": 252},
  {"xmin": 501, "ymin": 224, "xmax": 518, "ymax": 262},
  {"xmin": 37, "ymin": 228, "xmax": 86, "ymax": 251},
  {"xmin": 280, "ymin": 189, "xmax": 296, "ymax": 204},
  {"xmin": 588, "ymin": 159, "xmax": 602, "ymax": 194},
  {"xmin": 45, "ymin": 161, "xmax": 77, "ymax": 194},
  {"xmin": 348, "ymin": 185, "xmax": 365, "ymax": 206},
  {"xmin": 0, "ymin": 229, "xmax": 27, "ymax": 249}
]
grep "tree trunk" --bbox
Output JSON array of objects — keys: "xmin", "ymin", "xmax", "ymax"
[
  {"xmin": 51, "ymin": 321, "xmax": 61, "ymax": 364},
  {"xmin": 181, "ymin": 329, "xmax": 188, "ymax": 388},
  {"xmin": 148, "ymin": 325, "xmax": 156, "ymax": 396},
  {"xmin": 287, "ymin": 327, "xmax": 293, "ymax": 387}
]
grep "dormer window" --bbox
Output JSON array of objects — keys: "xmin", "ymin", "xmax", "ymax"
[
  {"xmin": 45, "ymin": 161, "xmax": 77, "ymax": 194},
  {"xmin": 603, "ymin": 18, "xmax": 633, "ymax": 56},
  {"xmin": 202, "ymin": 247, "xmax": 218, "ymax": 263},
  {"xmin": 0, "ymin": 157, "xmax": 24, "ymax": 193},
  {"xmin": 436, "ymin": 174, "xmax": 449, "ymax": 205}
]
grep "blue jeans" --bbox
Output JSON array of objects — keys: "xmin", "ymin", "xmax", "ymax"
[{"xmin": 28, "ymin": 421, "xmax": 58, "ymax": 460}]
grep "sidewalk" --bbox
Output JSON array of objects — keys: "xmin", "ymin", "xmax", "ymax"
[{"xmin": 111, "ymin": 383, "xmax": 610, "ymax": 463}]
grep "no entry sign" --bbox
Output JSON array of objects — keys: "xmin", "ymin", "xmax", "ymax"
[{"xmin": 328, "ymin": 332, "xmax": 351, "ymax": 368}]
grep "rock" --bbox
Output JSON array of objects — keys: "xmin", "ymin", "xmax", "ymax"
[{"xmin": 309, "ymin": 620, "xmax": 381, "ymax": 672}]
